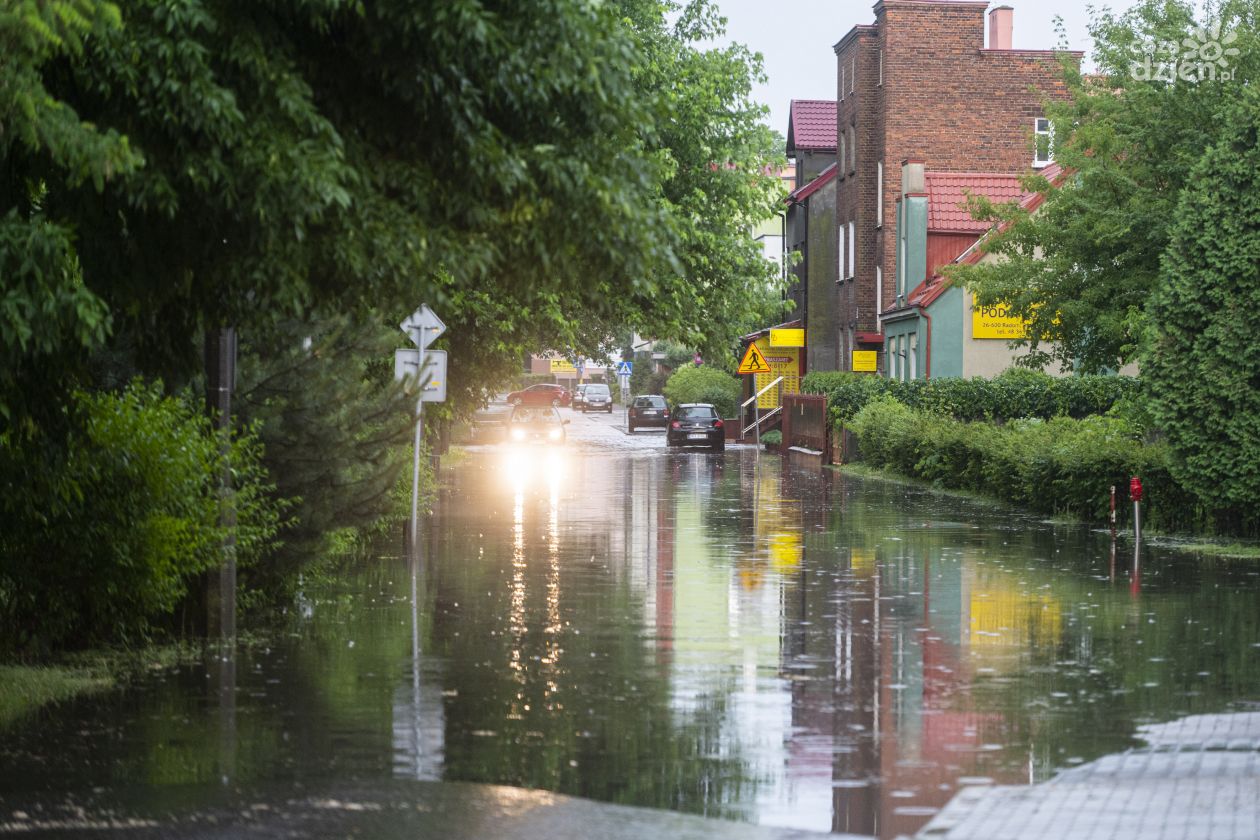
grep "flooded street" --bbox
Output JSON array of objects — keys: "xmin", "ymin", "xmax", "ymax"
[{"xmin": 4, "ymin": 408, "xmax": 1260, "ymax": 838}]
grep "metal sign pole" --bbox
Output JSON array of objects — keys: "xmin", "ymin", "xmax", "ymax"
[{"xmin": 410, "ymin": 399, "xmax": 424, "ymax": 549}]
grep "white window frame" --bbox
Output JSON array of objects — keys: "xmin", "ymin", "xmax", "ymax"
[
  {"xmin": 837, "ymin": 223, "xmax": 845, "ymax": 282},
  {"xmin": 876, "ymin": 160, "xmax": 884, "ymax": 227},
  {"xmin": 847, "ymin": 220, "xmax": 856, "ymax": 279},
  {"xmin": 1034, "ymin": 117, "xmax": 1054, "ymax": 168},
  {"xmin": 875, "ymin": 265, "xmax": 883, "ymax": 322}
]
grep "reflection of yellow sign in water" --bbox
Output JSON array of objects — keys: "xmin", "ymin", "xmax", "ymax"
[
  {"xmin": 769, "ymin": 532, "xmax": 801, "ymax": 571},
  {"xmin": 852, "ymin": 350, "xmax": 878, "ymax": 372},
  {"xmin": 550, "ymin": 358, "xmax": 577, "ymax": 374},
  {"xmin": 969, "ymin": 573, "xmax": 1061, "ymax": 651},
  {"xmin": 850, "ymin": 548, "xmax": 875, "ymax": 576},
  {"xmin": 972, "ymin": 295, "xmax": 1029, "ymax": 339},
  {"xmin": 752, "ymin": 337, "xmax": 800, "ymax": 409}
]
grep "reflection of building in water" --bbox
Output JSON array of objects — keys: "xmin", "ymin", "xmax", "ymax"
[{"xmin": 779, "ymin": 501, "xmax": 1066, "ymax": 839}]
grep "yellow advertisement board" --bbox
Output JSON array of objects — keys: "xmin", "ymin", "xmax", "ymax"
[
  {"xmin": 769, "ymin": 328, "xmax": 805, "ymax": 348},
  {"xmin": 852, "ymin": 350, "xmax": 878, "ymax": 372},
  {"xmin": 972, "ymin": 296, "xmax": 1028, "ymax": 339},
  {"xmin": 753, "ymin": 337, "xmax": 800, "ymax": 409},
  {"xmin": 549, "ymin": 358, "xmax": 577, "ymax": 374}
]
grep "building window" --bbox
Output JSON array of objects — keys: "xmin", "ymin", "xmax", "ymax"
[
  {"xmin": 850, "ymin": 57, "xmax": 856, "ymax": 93},
  {"xmin": 847, "ymin": 125, "xmax": 856, "ymax": 172},
  {"xmin": 839, "ymin": 135, "xmax": 846, "ymax": 178},
  {"xmin": 878, "ymin": 49, "xmax": 883, "ymax": 86},
  {"xmin": 909, "ymin": 333, "xmax": 918, "ymax": 380},
  {"xmin": 1034, "ymin": 117, "xmax": 1054, "ymax": 168},
  {"xmin": 848, "ymin": 220, "xmax": 855, "ymax": 279},
  {"xmin": 837, "ymin": 223, "xmax": 845, "ymax": 282},
  {"xmin": 875, "ymin": 265, "xmax": 883, "ymax": 321},
  {"xmin": 876, "ymin": 160, "xmax": 884, "ymax": 226},
  {"xmin": 886, "ymin": 338, "xmax": 895, "ymax": 379}
]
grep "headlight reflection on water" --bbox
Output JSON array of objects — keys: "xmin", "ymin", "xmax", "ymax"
[{"xmin": 499, "ymin": 446, "xmax": 569, "ymax": 498}]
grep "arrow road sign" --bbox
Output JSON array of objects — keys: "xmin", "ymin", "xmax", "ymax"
[{"xmin": 401, "ymin": 304, "xmax": 446, "ymax": 349}]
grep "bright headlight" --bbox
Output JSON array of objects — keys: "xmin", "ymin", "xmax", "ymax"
[
  {"xmin": 548, "ymin": 428, "xmax": 562, "ymax": 440},
  {"xmin": 511, "ymin": 427, "xmax": 527, "ymax": 441}
]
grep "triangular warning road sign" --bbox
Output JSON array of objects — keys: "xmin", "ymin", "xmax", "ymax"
[{"xmin": 737, "ymin": 343, "xmax": 772, "ymax": 374}]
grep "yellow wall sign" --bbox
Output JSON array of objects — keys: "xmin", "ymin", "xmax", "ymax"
[
  {"xmin": 753, "ymin": 337, "xmax": 800, "ymax": 409},
  {"xmin": 769, "ymin": 328, "xmax": 805, "ymax": 348},
  {"xmin": 972, "ymin": 296, "xmax": 1029, "ymax": 339},
  {"xmin": 852, "ymin": 350, "xmax": 878, "ymax": 372},
  {"xmin": 737, "ymin": 343, "xmax": 772, "ymax": 374},
  {"xmin": 549, "ymin": 358, "xmax": 577, "ymax": 374}
]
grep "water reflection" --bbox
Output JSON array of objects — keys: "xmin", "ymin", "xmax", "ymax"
[{"xmin": 3, "ymin": 447, "xmax": 1260, "ymax": 839}]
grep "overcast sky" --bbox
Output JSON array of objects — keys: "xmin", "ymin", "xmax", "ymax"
[{"xmin": 711, "ymin": 0, "xmax": 1147, "ymax": 135}]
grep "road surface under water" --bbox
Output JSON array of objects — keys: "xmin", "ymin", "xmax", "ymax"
[{"xmin": 3, "ymin": 409, "xmax": 1260, "ymax": 837}]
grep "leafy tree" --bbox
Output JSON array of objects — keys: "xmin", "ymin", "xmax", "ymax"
[
  {"xmin": 949, "ymin": 0, "xmax": 1258, "ymax": 373},
  {"xmin": 1145, "ymin": 87, "xmax": 1260, "ymax": 533}
]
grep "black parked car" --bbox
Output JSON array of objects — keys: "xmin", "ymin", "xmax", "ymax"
[
  {"xmin": 627, "ymin": 395, "xmax": 669, "ymax": 432},
  {"xmin": 666, "ymin": 403, "xmax": 725, "ymax": 452},
  {"xmin": 581, "ymin": 383, "xmax": 613, "ymax": 413}
]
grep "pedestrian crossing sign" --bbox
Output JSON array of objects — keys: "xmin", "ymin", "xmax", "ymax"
[
  {"xmin": 737, "ymin": 343, "xmax": 772, "ymax": 374},
  {"xmin": 616, "ymin": 360, "xmax": 633, "ymax": 376}
]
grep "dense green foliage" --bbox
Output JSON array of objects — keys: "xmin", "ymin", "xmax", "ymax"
[
  {"xmin": 0, "ymin": 383, "xmax": 285, "ymax": 654},
  {"xmin": 1146, "ymin": 87, "xmax": 1260, "ymax": 533},
  {"xmin": 850, "ymin": 397, "xmax": 1197, "ymax": 532},
  {"xmin": 947, "ymin": 0, "xmax": 1258, "ymax": 373},
  {"xmin": 663, "ymin": 365, "xmax": 741, "ymax": 418},
  {"xmin": 234, "ymin": 317, "xmax": 413, "ymax": 602},
  {"xmin": 802, "ymin": 369, "xmax": 1139, "ymax": 426}
]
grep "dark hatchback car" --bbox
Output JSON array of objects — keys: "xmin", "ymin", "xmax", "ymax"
[
  {"xmin": 506, "ymin": 406, "xmax": 569, "ymax": 444},
  {"xmin": 628, "ymin": 395, "xmax": 669, "ymax": 432},
  {"xmin": 581, "ymin": 383, "xmax": 613, "ymax": 413},
  {"xmin": 666, "ymin": 404, "xmax": 725, "ymax": 452},
  {"xmin": 506, "ymin": 383, "xmax": 571, "ymax": 407}
]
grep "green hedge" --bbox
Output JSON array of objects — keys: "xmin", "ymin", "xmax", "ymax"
[
  {"xmin": 802, "ymin": 368, "xmax": 1140, "ymax": 426},
  {"xmin": 663, "ymin": 366, "xmax": 741, "ymax": 418},
  {"xmin": 849, "ymin": 396, "xmax": 1200, "ymax": 532}
]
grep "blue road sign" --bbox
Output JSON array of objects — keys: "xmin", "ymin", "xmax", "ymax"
[{"xmin": 616, "ymin": 360, "xmax": 633, "ymax": 375}]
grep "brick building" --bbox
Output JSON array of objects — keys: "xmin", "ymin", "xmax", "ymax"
[{"xmin": 830, "ymin": 1, "xmax": 1079, "ymax": 373}]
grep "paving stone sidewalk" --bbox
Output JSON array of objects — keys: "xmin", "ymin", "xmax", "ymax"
[{"xmin": 915, "ymin": 712, "xmax": 1260, "ymax": 840}]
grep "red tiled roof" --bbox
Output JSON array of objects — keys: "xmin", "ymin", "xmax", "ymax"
[
  {"xmin": 908, "ymin": 164, "xmax": 1068, "ymax": 309},
  {"xmin": 926, "ymin": 172, "xmax": 1027, "ymax": 233},
  {"xmin": 786, "ymin": 100, "xmax": 837, "ymax": 153},
  {"xmin": 786, "ymin": 163, "xmax": 837, "ymax": 204}
]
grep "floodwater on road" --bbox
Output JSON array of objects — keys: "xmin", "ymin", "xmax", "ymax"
[{"xmin": 3, "ymin": 408, "xmax": 1260, "ymax": 838}]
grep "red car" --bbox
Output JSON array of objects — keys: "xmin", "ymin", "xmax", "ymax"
[{"xmin": 506, "ymin": 383, "xmax": 572, "ymax": 407}]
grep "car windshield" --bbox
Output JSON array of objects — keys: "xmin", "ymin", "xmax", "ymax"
[
  {"xmin": 511, "ymin": 407, "xmax": 560, "ymax": 424},
  {"xmin": 634, "ymin": 396, "xmax": 666, "ymax": 408},
  {"xmin": 676, "ymin": 406, "xmax": 717, "ymax": 420},
  {"xmin": 586, "ymin": 385, "xmax": 609, "ymax": 396}
]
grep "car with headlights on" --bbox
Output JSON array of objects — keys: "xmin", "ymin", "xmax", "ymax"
[
  {"xmin": 628, "ymin": 394, "xmax": 669, "ymax": 432},
  {"xmin": 505, "ymin": 383, "xmax": 571, "ymax": 407},
  {"xmin": 581, "ymin": 383, "xmax": 613, "ymax": 413},
  {"xmin": 507, "ymin": 406, "xmax": 569, "ymax": 444},
  {"xmin": 666, "ymin": 403, "xmax": 725, "ymax": 452},
  {"xmin": 573, "ymin": 383, "xmax": 589, "ymax": 411}
]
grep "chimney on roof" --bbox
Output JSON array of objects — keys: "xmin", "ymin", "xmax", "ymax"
[{"xmin": 989, "ymin": 5, "xmax": 1013, "ymax": 50}]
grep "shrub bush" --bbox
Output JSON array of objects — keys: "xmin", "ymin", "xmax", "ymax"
[
  {"xmin": 802, "ymin": 369, "xmax": 1140, "ymax": 427},
  {"xmin": 848, "ymin": 399, "xmax": 1199, "ymax": 532},
  {"xmin": 663, "ymin": 366, "xmax": 742, "ymax": 419},
  {"xmin": 0, "ymin": 381, "xmax": 287, "ymax": 654}
]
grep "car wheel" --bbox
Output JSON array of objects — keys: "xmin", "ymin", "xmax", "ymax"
[
  {"xmin": 606, "ymin": 406, "xmax": 612, "ymax": 413},
  {"xmin": 711, "ymin": 441, "xmax": 725, "ymax": 453},
  {"xmin": 552, "ymin": 398, "xmax": 561, "ymax": 407},
  {"xmin": 628, "ymin": 424, "xmax": 635, "ymax": 433},
  {"xmin": 511, "ymin": 397, "xmax": 522, "ymax": 406}
]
